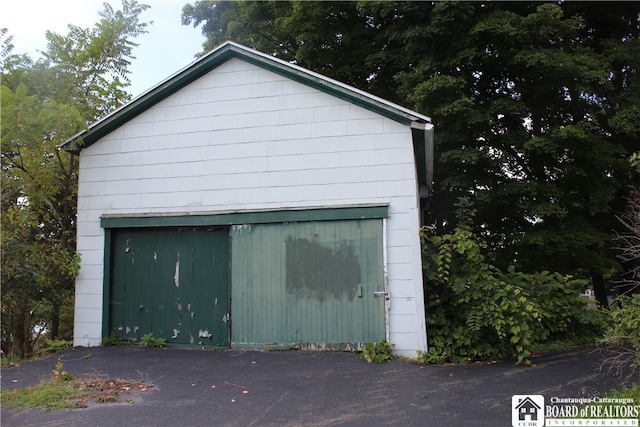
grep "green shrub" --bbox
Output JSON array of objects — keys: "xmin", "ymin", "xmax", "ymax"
[
  {"xmin": 600, "ymin": 294, "xmax": 640, "ymax": 375},
  {"xmin": 421, "ymin": 198, "xmax": 608, "ymax": 365},
  {"xmin": 138, "ymin": 333, "xmax": 165, "ymax": 348},
  {"xmin": 101, "ymin": 332, "xmax": 120, "ymax": 347},
  {"xmin": 52, "ymin": 358, "xmax": 72, "ymax": 382},
  {"xmin": 512, "ymin": 269, "xmax": 609, "ymax": 345},
  {"xmin": 609, "ymin": 294, "xmax": 640, "ymax": 358},
  {"xmin": 39, "ymin": 339, "xmax": 73, "ymax": 356},
  {"xmin": 361, "ymin": 341, "xmax": 394, "ymax": 363}
]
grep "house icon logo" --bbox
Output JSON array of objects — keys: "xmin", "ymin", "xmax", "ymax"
[{"xmin": 512, "ymin": 395, "xmax": 544, "ymax": 427}]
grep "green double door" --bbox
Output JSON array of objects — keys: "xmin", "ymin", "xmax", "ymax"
[
  {"xmin": 108, "ymin": 227, "xmax": 230, "ymax": 347},
  {"xmin": 107, "ymin": 219, "xmax": 386, "ymax": 349}
]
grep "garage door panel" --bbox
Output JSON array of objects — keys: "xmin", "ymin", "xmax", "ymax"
[
  {"xmin": 108, "ymin": 228, "xmax": 230, "ymax": 347},
  {"xmin": 231, "ymin": 219, "xmax": 385, "ymax": 349}
]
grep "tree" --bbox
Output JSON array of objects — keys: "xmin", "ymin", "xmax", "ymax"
[
  {"xmin": 182, "ymin": 1, "xmax": 640, "ymax": 286},
  {"xmin": 1, "ymin": 0, "xmax": 150, "ymax": 357},
  {"xmin": 181, "ymin": 1, "xmax": 398, "ymax": 101},
  {"xmin": 616, "ymin": 186, "xmax": 640, "ymax": 296}
]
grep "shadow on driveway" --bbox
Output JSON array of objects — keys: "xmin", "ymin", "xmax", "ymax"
[{"xmin": 0, "ymin": 346, "xmax": 632, "ymax": 426}]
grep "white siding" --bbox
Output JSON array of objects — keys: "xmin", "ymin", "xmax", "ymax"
[{"xmin": 74, "ymin": 57, "xmax": 427, "ymax": 356}]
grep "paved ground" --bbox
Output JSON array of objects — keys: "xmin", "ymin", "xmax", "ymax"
[{"xmin": 0, "ymin": 346, "xmax": 634, "ymax": 426}]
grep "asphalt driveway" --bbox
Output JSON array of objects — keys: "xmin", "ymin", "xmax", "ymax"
[{"xmin": 0, "ymin": 346, "xmax": 634, "ymax": 426}]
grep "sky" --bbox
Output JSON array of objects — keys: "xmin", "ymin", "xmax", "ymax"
[{"xmin": 2, "ymin": 0, "xmax": 206, "ymax": 97}]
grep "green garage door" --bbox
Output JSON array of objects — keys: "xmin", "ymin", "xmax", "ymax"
[
  {"xmin": 231, "ymin": 219, "xmax": 386, "ymax": 350},
  {"xmin": 108, "ymin": 227, "xmax": 230, "ymax": 347}
]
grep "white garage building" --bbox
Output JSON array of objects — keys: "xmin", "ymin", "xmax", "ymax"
[{"xmin": 63, "ymin": 41, "xmax": 433, "ymax": 357}]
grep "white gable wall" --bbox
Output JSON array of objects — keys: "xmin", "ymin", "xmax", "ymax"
[{"xmin": 74, "ymin": 58, "xmax": 427, "ymax": 357}]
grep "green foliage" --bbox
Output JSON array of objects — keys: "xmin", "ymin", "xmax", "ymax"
[
  {"xmin": 39, "ymin": 339, "xmax": 73, "ymax": 356},
  {"xmin": 52, "ymin": 358, "xmax": 72, "ymax": 382},
  {"xmin": 631, "ymin": 153, "xmax": 640, "ymax": 173},
  {"xmin": 610, "ymin": 384, "xmax": 640, "ymax": 404},
  {"xmin": 360, "ymin": 341, "xmax": 394, "ymax": 364},
  {"xmin": 601, "ymin": 294, "xmax": 640, "ymax": 369},
  {"xmin": 101, "ymin": 332, "xmax": 120, "ymax": 347},
  {"xmin": 421, "ymin": 199, "xmax": 608, "ymax": 365},
  {"xmin": 138, "ymin": 333, "xmax": 166, "ymax": 348},
  {"xmin": 0, "ymin": 352, "xmax": 22, "ymax": 368},
  {"xmin": 1, "ymin": 1, "xmax": 150, "ymax": 358},
  {"xmin": 616, "ymin": 187, "xmax": 640, "ymax": 297},
  {"xmin": 1, "ymin": 377, "xmax": 82, "ymax": 411},
  {"xmin": 184, "ymin": 1, "xmax": 640, "ymax": 285}
]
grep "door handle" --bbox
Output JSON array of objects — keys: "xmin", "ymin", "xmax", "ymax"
[{"xmin": 374, "ymin": 291, "xmax": 389, "ymax": 298}]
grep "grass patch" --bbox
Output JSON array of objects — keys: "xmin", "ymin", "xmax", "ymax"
[
  {"xmin": 1, "ymin": 360, "xmax": 154, "ymax": 412},
  {"xmin": 0, "ymin": 353, "xmax": 23, "ymax": 368},
  {"xmin": 2, "ymin": 376, "xmax": 154, "ymax": 411},
  {"xmin": 1, "ymin": 377, "xmax": 87, "ymax": 411}
]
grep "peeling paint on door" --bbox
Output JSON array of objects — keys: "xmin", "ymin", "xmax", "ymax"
[
  {"xmin": 199, "ymin": 329, "xmax": 212, "ymax": 338},
  {"xmin": 108, "ymin": 227, "xmax": 231, "ymax": 347},
  {"xmin": 174, "ymin": 257, "xmax": 180, "ymax": 288}
]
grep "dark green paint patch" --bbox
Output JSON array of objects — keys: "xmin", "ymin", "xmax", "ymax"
[{"xmin": 285, "ymin": 237, "xmax": 361, "ymax": 301}]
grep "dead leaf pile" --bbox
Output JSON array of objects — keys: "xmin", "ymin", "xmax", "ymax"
[{"xmin": 74, "ymin": 377, "xmax": 154, "ymax": 407}]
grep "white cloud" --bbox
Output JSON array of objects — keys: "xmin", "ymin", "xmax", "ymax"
[{"xmin": 1, "ymin": 0, "xmax": 205, "ymax": 97}]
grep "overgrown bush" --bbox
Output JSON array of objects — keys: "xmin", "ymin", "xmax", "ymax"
[
  {"xmin": 599, "ymin": 294, "xmax": 640, "ymax": 378},
  {"xmin": 421, "ymin": 199, "xmax": 608, "ymax": 365},
  {"xmin": 600, "ymin": 174, "xmax": 640, "ymax": 378},
  {"xmin": 615, "ymin": 186, "xmax": 640, "ymax": 296},
  {"xmin": 39, "ymin": 339, "xmax": 73, "ymax": 356},
  {"xmin": 361, "ymin": 341, "xmax": 394, "ymax": 363}
]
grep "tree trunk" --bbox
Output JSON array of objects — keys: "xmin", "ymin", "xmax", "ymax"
[
  {"xmin": 51, "ymin": 302, "xmax": 60, "ymax": 340},
  {"xmin": 591, "ymin": 270, "xmax": 609, "ymax": 309}
]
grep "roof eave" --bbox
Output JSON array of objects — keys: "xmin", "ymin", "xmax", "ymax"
[{"xmin": 61, "ymin": 41, "xmax": 430, "ymax": 154}]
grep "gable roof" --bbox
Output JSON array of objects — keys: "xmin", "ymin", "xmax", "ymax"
[{"xmin": 61, "ymin": 41, "xmax": 431, "ymax": 154}]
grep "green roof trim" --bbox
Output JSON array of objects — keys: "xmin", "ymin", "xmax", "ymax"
[
  {"xmin": 61, "ymin": 41, "xmax": 430, "ymax": 154},
  {"xmin": 100, "ymin": 205, "xmax": 389, "ymax": 229}
]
